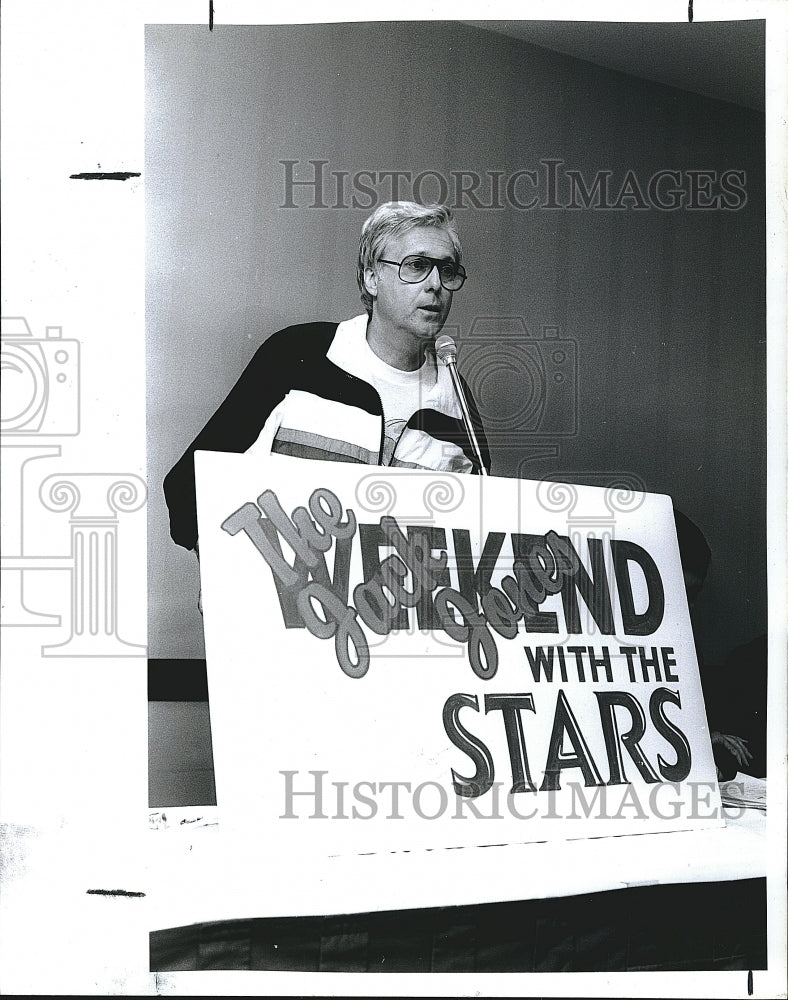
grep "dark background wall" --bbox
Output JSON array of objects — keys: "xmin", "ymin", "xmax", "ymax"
[{"xmin": 146, "ymin": 21, "xmax": 765, "ymax": 670}]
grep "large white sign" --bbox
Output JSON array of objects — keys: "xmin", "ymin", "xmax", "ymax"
[{"xmin": 196, "ymin": 451, "xmax": 722, "ymax": 859}]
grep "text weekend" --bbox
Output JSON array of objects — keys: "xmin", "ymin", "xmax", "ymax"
[{"xmin": 222, "ymin": 486, "xmax": 667, "ymax": 681}]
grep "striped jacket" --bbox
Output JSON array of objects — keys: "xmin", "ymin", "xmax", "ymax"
[{"xmin": 164, "ymin": 316, "xmax": 490, "ymax": 551}]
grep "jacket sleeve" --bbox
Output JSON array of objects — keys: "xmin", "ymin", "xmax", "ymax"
[{"xmin": 163, "ymin": 328, "xmax": 294, "ymax": 551}]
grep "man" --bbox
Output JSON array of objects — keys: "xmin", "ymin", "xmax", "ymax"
[{"xmin": 164, "ymin": 201, "xmax": 490, "ymax": 553}]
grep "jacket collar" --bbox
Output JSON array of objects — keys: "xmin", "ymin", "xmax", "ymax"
[{"xmin": 327, "ymin": 314, "xmax": 461, "ymax": 419}]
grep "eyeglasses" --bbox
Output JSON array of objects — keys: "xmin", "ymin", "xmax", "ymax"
[{"xmin": 378, "ymin": 254, "xmax": 467, "ymax": 291}]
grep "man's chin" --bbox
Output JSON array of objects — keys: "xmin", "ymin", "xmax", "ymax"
[{"xmin": 413, "ymin": 312, "xmax": 447, "ymax": 338}]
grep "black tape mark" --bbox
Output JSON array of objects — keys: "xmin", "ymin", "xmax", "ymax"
[
  {"xmin": 747, "ymin": 970, "xmax": 753, "ymax": 995},
  {"xmin": 70, "ymin": 172, "xmax": 141, "ymax": 181},
  {"xmin": 688, "ymin": 0, "xmax": 693, "ymax": 22},
  {"xmin": 209, "ymin": 0, "xmax": 214, "ymax": 31},
  {"xmin": 86, "ymin": 888, "xmax": 146, "ymax": 897}
]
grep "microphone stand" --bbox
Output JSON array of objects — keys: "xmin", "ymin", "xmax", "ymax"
[{"xmin": 435, "ymin": 335, "xmax": 488, "ymax": 475}]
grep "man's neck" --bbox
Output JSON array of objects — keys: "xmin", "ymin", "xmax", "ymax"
[{"xmin": 365, "ymin": 316, "xmax": 425, "ymax": 371}]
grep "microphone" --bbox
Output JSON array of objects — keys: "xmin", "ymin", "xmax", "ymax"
[{"xmin": 434, "ymin": 334, "xmax": 488, "ymax": 475}]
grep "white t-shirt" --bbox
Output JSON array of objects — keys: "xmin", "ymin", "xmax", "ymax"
[{"xmin": 359, "ymin": 336, "xmax": 439, "ymax": 466}]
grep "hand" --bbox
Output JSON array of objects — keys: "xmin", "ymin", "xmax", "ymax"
[{"xmin": 711, "ymin": 731, "xmax": 752, "ymax": 767}]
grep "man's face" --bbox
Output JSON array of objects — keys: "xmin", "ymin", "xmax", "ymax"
[{"xmin": 364, "ymin": 226, "xmax": 457, "ymax": 343}]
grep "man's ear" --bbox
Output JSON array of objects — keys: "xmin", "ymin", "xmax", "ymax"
[{"xmin": 363, "ymin": 265, "xmax": 379, "ymax": 299}]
